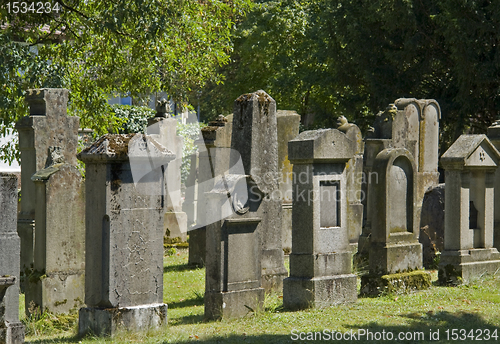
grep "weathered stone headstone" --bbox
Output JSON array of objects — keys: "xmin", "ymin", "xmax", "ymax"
[
  {"xmin": 229, "ymin": 91, "xmax": 287, "ymax": 292},
  {"xmin": 337, "ymin": 116, "xmax": 364, "ymax": 252},
  {"xmin": 283, "ymin": 129, "xmax": 358, "ymax": 310},
  {"xmin": 361, "ymin": 148, "xmax": 430, "ymax": 294},
  {"xmin": 439, "ymin": 135, "xmax": 500, "ymax": 284},
  {"xmin": 15, "ymin": 89, "xmax": 79, "ymax": 281},
  {"xmin": 0, "ymin": 173, "xmax": 24, "ymax": 344},
  {"xmin": 419, "ymin": 184, "xmax": 445, "ymax": 268},
  {"xmin": 188, "ymin": 115, "xmax": 232, "ymax": 266},
  {"xmin": 360, "ymin": 99, "xmax": 440, "ymax": 254},
  {"xmin": 27, "ymin": 153, "xmax": 85, "ymax": 315},
  {"xmin": 276, "ymin": 110, "xmax": 301, "ymax": 254},
  {"xmin": 78, "ymin": 134, "xmax": 173, "ymax": 336},
  {"xmin": 148, "ymin": 102, "xmax": 187, "ymax": 242},
  {"xmin": 204, "ymin": 175, "xmax": 265, "ymax": 320}
]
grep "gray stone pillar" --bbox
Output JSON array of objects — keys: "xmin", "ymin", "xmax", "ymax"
[
  {"xmin": 276, "ymin": 110, "xmax": 300, "ymax": 254},
  {"xmin": 0, "ymin": 173, "xmax": 25, "ymax": 344},
  {"xmin": 283, "ymin": 129, "xmax": 358, "ymax": 310},
  {"xmin": 439, "ymin": 135, "xmax": 500, "ymax": 284},
  {"xmin": 148, "ymin": 114, "xmax": 187, "ymax": 242},
  {"xmin": 15, "ymin": 89, "xmax": 79, "ymax": 283},
  {"xmin": 78, "ymin": 134, "xmax": 173, "ymax": 337},
  {"xmin": 188, "ymin": 115, "xmax": 232, "ymax": 266},
  {"xmin": 27, "ymin": 160, "xmax": 85, "ymax": 315},
  {"xmin": 230, "ymin": 91, "xmax": 287, "ymax": 292}
]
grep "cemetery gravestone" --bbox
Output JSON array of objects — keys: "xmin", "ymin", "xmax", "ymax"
[
  {"xmin": 229, "ymin": 91, "xmax": 287, "ymax": 292},
  {"xmin": 361, "ymin": 148, "xmax": 430, "ymax": 294},
  {"xmin": 15, "ymin": 89, "xmax": 79, "ymax": 281},
  {"xmin": 276, "ymin": 110, "xmax": 301, "ymax": 254},
  {"xmin": 439, "ymin": 135, "xmax": 500, "ymax": 284},
  {"xmin": 78, "ymin": 134, "xmax": 173, "ymax": 336},
  {"xmin": 148, "ymin": 102, "xmax": 188, "ymax": 242},
  {"xmin": 487, "ymin": 121, "xmax": 500, "ymax": 250},
  {"xmin": 0, "ymin": 173, "xmax": 24, "ymax": 344},
  {"xmin": 283, "ymin": 129, "xmax": 358, "ymax": 310}
]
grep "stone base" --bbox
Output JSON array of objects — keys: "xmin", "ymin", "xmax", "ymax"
[
  {"xmin": 188, "ymin": 226, "xmax": 206, "ymax": 267},
  {"xmin": 78, "ymin": 303, "xmax": 167, "ymax": 337},
  {"xmin": 261, "ymin": 248, "xmax": 288, "ymax": 293},
  {"xmin": 26, "ymin": 270, "xmax": 85, "ymax": 315},
  {"xmin": 164, "ymin": 212, "xmax": 187, "ymax": 242},
  {"xmin": 360, "ymin": 270, "xmax": 431, "ymax": 295},
  {"xmin": 438, "ymin": 248, "xmax": 500, "ymax": 285},
  {"xmin": 204, "ymin": 288, "xmax": 264, "ymax": 320},
  {"xmin": 369, "ymin": 241, "xmax": 423, "ymax": 275},
  {"xmin": 0, "ymin": 321, "xmax": 24, "ymax": 344},
  {"xmin": 283, "ymin": 274, "xmax": 357, "ymax": 310}
]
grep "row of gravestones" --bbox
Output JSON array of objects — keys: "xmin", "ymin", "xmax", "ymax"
[{"xmin": 2, "ymin": 89, "xmax": 500, "ymax": 341}]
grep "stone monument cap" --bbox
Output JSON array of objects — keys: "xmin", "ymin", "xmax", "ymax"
[
  {"xmin": 288, "ymin": 129, "xmax": 355, "ymax": 163},
  {"xmin": 78, "ymin": 134, "xmax": 175, "ymax": 163},
  {"xmin": 440, "ymin": 134, "xmax": 500, "ymax": 170}
]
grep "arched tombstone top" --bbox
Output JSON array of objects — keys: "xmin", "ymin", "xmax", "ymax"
[{"xmin": 371, "ymin": 148, "xmax": 418, "ymax": 243}]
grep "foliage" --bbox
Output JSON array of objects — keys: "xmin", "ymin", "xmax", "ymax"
[
  {"xmin": 0, "ymin": 0, "xmax": 252, "ymax": 161},
  {"xmin": 199, "ymin": 0, "xmax": 500, "ymax": 151},
  {"xmin": 176, "ymin": 121, "xmax": 206, "ymax": 184},
  {"xmin": 111, "ymin": 104, "xmax": 154, "ymax": 134}
]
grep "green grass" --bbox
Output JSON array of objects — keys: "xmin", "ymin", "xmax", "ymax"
[{"xmin": 22, "ymin": 249, "xmax": 500, "ymax": 343}]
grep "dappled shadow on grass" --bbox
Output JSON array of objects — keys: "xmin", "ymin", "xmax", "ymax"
[
  {"xmin": 163, "ymin": 262, "xmax": 203, "ymax": 273},
  {"xmin": 163, "ymin": 334, "xmax": 294, "ymax": 344},
  {"xmin": 168, "ymin": 297, "xmax": 204, "ymax": 309},
  {"xmin": 346, "ymin": 311, "xmax": 500, "ymax": 343},
  {"xmin": 168, "ymin": 313, "xmax": 205, "ymax": 326}
]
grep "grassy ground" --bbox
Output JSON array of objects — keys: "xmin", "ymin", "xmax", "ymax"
[{"xmin": 22, "ymin": 249, "xmax": 500, "ymax": 343}]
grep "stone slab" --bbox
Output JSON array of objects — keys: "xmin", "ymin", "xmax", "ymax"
[
  {"xmin": 283, "ymin": 274, "xmax": 357, "ymax": 310},
  {"xmin": 78, "ymin": 303, "xmax": 167, "ymax": 337},
  {"xmin": 360, "ymin": 270, "xmax": 431, "ymax": 295},
  {"xmin": 204, "ymin": 288, "xmax": 264, "ymax": 320}
]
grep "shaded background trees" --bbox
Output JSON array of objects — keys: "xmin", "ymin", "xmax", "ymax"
[{"xmin": 198, "ymin": 0, "xmax": 500, "ymax": 153}]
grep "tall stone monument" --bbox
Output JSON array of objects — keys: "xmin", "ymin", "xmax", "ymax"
[
  {"xmin": 188, "ymin": 115, "xmax": 232, "ymax": 266},
  {"xmin": 78, "ymin": 134, "xmax": 173, "ymax": 336},
  {"xmin": 0, "ymin": 173, "xmax": 24, "ymax": 344},
  {"xmin": 360, "ymin": 99, "xmax": 440, "ymax": 253},
  {"xmin": 15, "ymin": 89, "xmax": 79, "ymax": 282},
  {"xmin": 283, "ymin": 129, "xmax": 358, "ymax": 310},
  {"xmin": 229, "ymin": 91, "xmax": 287, "ymax": 292},
  {"xmin": 361, "ymin": 148, "xmax": 430, "ymax": 294},
  {"xmin": 439, "ymin": 135, "xmax": 500, "ymax": 284},
  {"xmin": 148, "ymin": 100, "xmax": 187, "ymax": 242},
  {"xmin": 276, "ymin": 110, "xmax": 301, "ymax": 254}
]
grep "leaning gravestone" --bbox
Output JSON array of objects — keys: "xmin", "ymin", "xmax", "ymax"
[
  {"xmin": 361, "ymin": 148, "xmax": 431, "ymax": 294},
  {"xmin": 439, "ymin": 135, "xmax": 500, "ymax": 284},
  {"xmin": 78, "ymin": 134, "xmax": 174, "ymax": 336},
  {"xmin": 283, "ymin": 129, "xmax": 358, "ymax": 310},
  {"xmin": 229, "ymin": 91, "xmax": 287, "ymax": 292},
  {"xmin": 0, "ymin": 173, "xmax": 24, "ymax": 344},
  {"xmin": 15, "ymin": 89, "xmax": 80, "ymax": 283}
]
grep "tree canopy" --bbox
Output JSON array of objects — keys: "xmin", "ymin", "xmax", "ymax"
[
  {"xmin": 199, "ymin": 0, "xmax": 500, "ymax": 151},
  {"xmin": 0, "ymin": 0, "xmax": 251, "ymax": 162}
]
